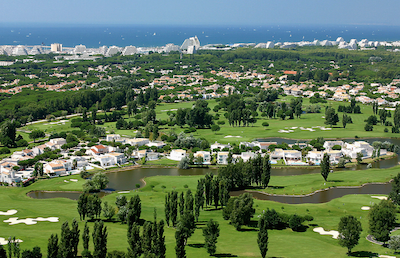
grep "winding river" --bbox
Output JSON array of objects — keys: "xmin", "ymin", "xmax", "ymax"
[{"xmin": 27, "ymin": 137, "xmax": 399, "ymax": 204}]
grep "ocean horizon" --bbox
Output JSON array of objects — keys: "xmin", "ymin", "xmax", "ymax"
[{"xmin": 1, "ymin": 24, "xmax": 400, "ymax": 48}]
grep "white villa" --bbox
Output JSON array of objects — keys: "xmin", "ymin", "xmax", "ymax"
[
  {"xmin": 146, "ymin": 141, "xmax": 166, "ymax": 148},
  {"xmin": 89, "ymin": 144, "xmax": 109, "ymax": 155},
  {"xmin": 169, "ymin": 149, "xmax": 187, "ymax": 161},
  {"xmin": 211, "ymin": 142, "xmax": 231, "ymax": 152},
  {"xmin": 194, "ymin": 151, "xmax": 211, "ymax": 164},
  {"xmin": 306, "ymin": 151, "xmax": 324, "ymax": 165},
  {"xmin": 44, "ymin": 160, "xmax": 71, "ymax": 176},
  {"xmin": 126, "ymin": 138, "xmax": 150, "ymax": 147},
  {"xmin": 323, "ymin": 141, "xmax": 345, "ymax": 151},
  {"xmin": 217, "ymin": 152, "xmax": 229, "ymax": 164}
]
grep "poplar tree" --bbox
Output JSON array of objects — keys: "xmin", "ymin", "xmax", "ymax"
[
  {"xmin": 194, "ymin": 179, "xmax": 205, "ymax": 221},
  {"xmin": 92, "ymin": 221, "xmax": 107, "ymax": 258},
  {"xmin": 320, "ymin": 153, "xmax": 330, "ymax": 181},
  {"xmin": 170, "ymin": 191, "xmax": 178, "ymax": 227},
  {"xmin": 261, "ymin": 155, "xmax": 271, "ymax": 188},
  {"xmin": 58, "ymin": 221, "xmax": 73, "ymax": 258},
  {"xmin": 203, "ymin": 219, "xmax": 220, "ymax": 256},
  {"xmin": 165, "ymin": 194, "xmax": 170, "ymax": 226},
  {"xmin": 141, "ymin": 222, "xmax": 152, "ymax": 256},
  {"xmin": 185, "ymin": 189, "xmax": 194, "ymax": 213},
  {"xmin": 70, "ymin": 219, "xmax": 80, "ymax": 258},
  {"xmin": 47, "ymin": 234, "xmax": 58, "ymax": 258},
  {"xmin": 205, "ymin": 173, "xmax": 213, "ymax": 207},
  {"xmin": 82, "ymin": 222, "xmax": 90, "ymax": 251},
  {"xmin": 156, "ymin": 220, "xmax": 166, "ymax": 258},
  {"xmin": 179, "ymin": 192, "xmax": 185, "ymax": 216},
  {"xmin": 258, "ymin": 215, "xmax": 269, "ymax": 258},
  {"xmin": 127, "ymin": 223, "xmax": 142, "ymax": 258},
  {"xmin": 212, "ymin": 178, "xmax": 220, "ymax": 209}
]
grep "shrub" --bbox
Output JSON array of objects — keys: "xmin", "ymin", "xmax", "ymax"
[
  {"xmin": 262, "ymin": 122, "xmax": 269, "ymax": 127},
  {"xmin": 217, "ymin": 120, "xmax": 225, "ymax": 125},
  {"xmin": 211, "ymin": 124, "xmax": 221, "ymax": 132},
  {"xmin": 384, "ymin": 128, "xmax": 389, "ymax": 133},
  {"xmin": 364, "ymin": 123, "xmax": 373, "ymax": 131}
]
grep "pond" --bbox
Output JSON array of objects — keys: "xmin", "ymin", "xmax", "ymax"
[
  {"xmin": 27, "ymin": 137, "xmax": 399, "ymax": 203},
  {"xmin": 230, "ymin": 183, "xmax": 392, "ymax": 204}
]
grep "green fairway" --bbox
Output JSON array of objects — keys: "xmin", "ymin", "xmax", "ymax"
[
  {"xmin": 0, "ymin": 171, "xmax": 399, "ymax": 257},
  {"xmin": 20, "ymin": 98, "xmax": 396, "ymax": 146}
]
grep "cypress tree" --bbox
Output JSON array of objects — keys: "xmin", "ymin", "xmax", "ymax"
[
  {"xmin": 141, "ymin": 222, "xmax": 152, "ymax": 256},
  {"xmin": 321, "ymin": 153, "xmax": 330, "ymax": 181},
  {"xmin": 204, "ymin": 173, "xmax": 213, "ymax": 207},
  {"xmin": 175, "ymin": 223, "xmax": 186, "ymax": 258}
]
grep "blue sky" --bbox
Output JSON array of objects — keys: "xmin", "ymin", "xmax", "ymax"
[{"xmin": 2, "ymin": 0, "xmax": 400, "ymax": 26}]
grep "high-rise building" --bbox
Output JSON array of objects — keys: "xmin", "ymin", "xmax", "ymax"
[
  {"xmin": 181, "ymin": 36, "xmax": 200, "ymax": 51},
  {"xmin": 51, "ymin": 43, "xmax": 62, "ymax": 52}
]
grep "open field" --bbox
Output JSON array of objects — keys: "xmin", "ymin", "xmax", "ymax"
[{"xmin": 0, "ymin": 171, "xmax": 400, "ymax": 257}]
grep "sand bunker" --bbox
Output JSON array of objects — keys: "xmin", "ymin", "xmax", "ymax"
[
  {"xmin": 313, "ymin": 227, "xmax": 339, "ymax": 239},
  {"xmin": 278, "ymin": 130, "xmax": 294, "ymax": 133},
  {"xmin": 64, "ymin": 180, "xmax": 69, "ymax": 183},
  {"xmin": 0, "ymin": 210, "xmax": 17, "ymax": 216},
  {"xmin": 4, "ymin": 217, "xmax": 59, "ymax": 225},
  {"xmin": 224, "ymin": 135, "xmax": 242, "ymax": 138},
  {"xmin": 371, "ymin": 196, "xmax": 388, "ymax": 200},
  {"xmin": 70, "ymin": 179, "xmax": 78, "ymax": 182},
  {"xmin": 0, "ymin": 237, "xmax": 23, "ymax": 245},
  {"xmin": 118, "ymin": 191, "xmax": 130, "ymax": 194},
  {"xmin": 379, "ymin": 256, "xmax": 396, "ymax": 258},
  {"xmin": 361, "ymin": 206, "xmax": 370, "ymax": 210},
  {"xmin": 300, "ymin": 127, "xmax": 315, "ymax": 132}
]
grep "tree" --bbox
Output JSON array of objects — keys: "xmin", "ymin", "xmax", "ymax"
[
  {"xmin": 261, "ymin": 155, "xmax": 271, "ymax": 188},
  {"xmin": 195, "ymin": 179, "xmax": 205, "ymax": 222},
  {"xmin": 356, "ymin": 152, "xmax": 363, "ymax": 164},
  {"xmin": 369, "ymin": 200, "xmax": 397, "ymax": 243},
  {"xmin": 325, "ymin": 107, "xmax": 339, "ymax": 127},
  {"xmin": 364, "ymin": 123, "xmax": 373, "ymax": 131},
  {"xmin": 289, "ymin": 214, "xmax": 303, "ymax": 231},
  {"xmin": 258, "ymin": 213, "xmax": 269, "ymax": 258},
  {"xmin": 178, "ymin": 157, "xmax": 190, "ymax": 170},
  {"xmin": 175, "ymin": 223, "xmax": 186, "ymax": 258},
  {"xmin": 203, "ymin": 219, "xmax": 220, "ymax": 256},
  {"xmin": 127, "ymin": 195, "xmax": 141, "ymax": 228},
  {"xmin": 127, "ymin": 223, "xmax": 142, "ymax": 258},
  {"xmin": 178, "ymin": 211, "xmax": 196, "ymax": 243},
  {"xmin": 102, "ymin": 201, "xmax": 115, "ymax": 221},
  {"xmin": 338, "ymin": 215, "xmax": 362, "ymax": 254},
  {"xmin": 82, "ymin": 222, "xmax": 90, "ymax": 251},
  {"xmin": 47, "ymin": 234, "xmax": 58, "ymax": 258},
  {"xmin": 29, "ymin": 130, "xmax": 45, "ymax": 143},
  {"xmin": 389, "ymin": 235, "xmax": 400, "ymax": 253},
  {"xmin": 204, "ymin": 173, "xmax": 213, "ymax": 207},
  {"xmin": 389, "ymin": 173, "xmax": 400, "ymax": 206},
  {"xmin": 0, "ymin": 120, "xmax": 18, "ymax": 148},
  {"xmin": 78, "ymin": 193, "xmax": 88, "ymax": 220},
  {"xmin": 320, "ymin": 153, "xmax": 330, "ymax": 181},
  {"xmin": 59, "ymin": 221, "xmax": 73, "ymax": 258},
  {"xmin": 92, "ymin": 221, "xmax": 108, "ymax": 258},
  {"xmin": 70, "ymin": 219, "xmax": 80, "ymax": 258},
  {"xmin": 230, "ymin": 193, "xmax": 255, "ymax": 230},
  {"xmin": 91, "ymin": 172, "xmax": 109, "ymax": 191},
  {"xmin": 211, "ymin": 124, "xmax": 220, "ymax": 132},
  {"xmin": 156, "ymin": 220, "xmax": 166, "ymax": 258},
  {"xmin": 394, "ymin": 105, "xmax": 400, "ymax": 128},
  {"xmin": 0, "ymin": 245, "xmax": 6, "ymax": 258}
]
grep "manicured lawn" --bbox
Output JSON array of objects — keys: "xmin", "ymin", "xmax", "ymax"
[
  {"xmin": 1, "ymin": 171, "xmax": 399, "ymax": 257},
  {"xmin": 19, "ymin": 98, "xmax": 396, "ymax": 146}
]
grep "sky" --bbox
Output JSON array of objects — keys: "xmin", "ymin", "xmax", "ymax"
[{"xmin": 2, "ymin": 0, "xmax": 400, "ymax": 26}]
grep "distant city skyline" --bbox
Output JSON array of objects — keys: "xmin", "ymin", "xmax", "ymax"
[{"xmin": 2, "ymin": 0, "xmax": 400, "ymax": 26}]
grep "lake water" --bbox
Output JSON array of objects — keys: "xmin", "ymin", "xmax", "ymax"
[{"xmin": 27, "ymin": 137, "xmax": 399, "ymax": 203}]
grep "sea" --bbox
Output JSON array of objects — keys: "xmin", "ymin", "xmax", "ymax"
[{"xmin": 1, "ymin": 24, "xmax": 400, "ymax": 48}]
